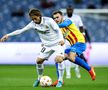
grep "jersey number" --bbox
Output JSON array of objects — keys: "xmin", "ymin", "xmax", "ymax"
[{"xmin": 41, "ymin": 47, "xmax": 46, "ymax": 53}]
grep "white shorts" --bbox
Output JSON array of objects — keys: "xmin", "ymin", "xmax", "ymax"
[{"xmin": 37, "ymin": 44, "xmax": 64, "ymax": 60}]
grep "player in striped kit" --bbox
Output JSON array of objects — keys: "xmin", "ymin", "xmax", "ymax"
[
  {"xmin": 0, "ymin": 8, "xmax": 65, "ymax": 87},
  {"xmin": 52, "ymin": 10, "xmax": 96, "ymax": 86},
  {"xmin": 64, "ymin": 6, "xmax": 86, "ymax": 79}
]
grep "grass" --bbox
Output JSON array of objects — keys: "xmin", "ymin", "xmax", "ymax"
[{"xmin": 0, "ymin": 65, "xmax": 108, "ymax": 90}]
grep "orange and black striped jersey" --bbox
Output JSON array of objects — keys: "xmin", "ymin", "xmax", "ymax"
[{"xmin": 58, "ymin": 19, "xmax": 85, "ymax": 45}]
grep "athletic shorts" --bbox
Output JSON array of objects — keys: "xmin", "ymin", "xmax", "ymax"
[
  {"xmin": 37, "ymin": 43, "xmax": 64, "ymax": 60},
  {"xmin": 65, "ymin": 42, "xmax": 86, "ymax": 56}
]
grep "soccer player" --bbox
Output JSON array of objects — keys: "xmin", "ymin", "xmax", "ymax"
[
  {"xmin": 0, "ymin": 8, "xmax": 65, "ymax": 87},
  {"xmin": 64, "ymin": 6, "xmax": 86, "ymax": 79},
  {"xmin": 52, "ymin": 10, "xmax": 96, "ymax": 85}
]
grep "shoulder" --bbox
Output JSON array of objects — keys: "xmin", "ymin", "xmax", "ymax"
[
  {"xmin": 73, "ymin": 14, "xmax": 80, "ymax": 17},
  {"xmin": 64, "ymin": 19, "xmax": 72, "ymax": 23},
  {"xmin": 72, "ymin": 14, "xmax": 81, "ymax": 20},
  {"xmin": 43, "ymin": 17, "xmax": 54, "ymax": 21},
  {"xmin": 43, "ymin": 17, "xmax": 55, "ymax": 24},
  {"xmin": 28, "ymin": 21, "xmax": 35, "ymax": 26}
]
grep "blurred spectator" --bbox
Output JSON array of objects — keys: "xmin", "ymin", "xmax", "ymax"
[
  {"xmin": 87, "ymin": 3, "xmax": 96, "ymax": 9},
  {"xmin": 40, "ymin": 0, "xmax": 56, "ymax": 8},
  {"xmin": 101, "ymin": 0, "xmax": 108, "ymax": 8},
  {"xmin": 11, "ymin": 9, "xmax": 24, "ymax": 17},
  {"xmin": 74, "ymin": 0, "xmax": 83, "ymax": 4}
]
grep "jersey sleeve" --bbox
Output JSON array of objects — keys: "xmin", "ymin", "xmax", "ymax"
[
  {"xmin": 58, "ymin": 19, "xmax": 72, "ymax": 28},
  {"xmin": 77, "ymin": 15, "xmax": 83, "ymax": 27},
  {"xmin": 7, "ymin": 22, "xmax": 33, "ymax": 36},
  {"xmin": 49, "ymin": 18, "xmax": 64, "ymax": 41}
]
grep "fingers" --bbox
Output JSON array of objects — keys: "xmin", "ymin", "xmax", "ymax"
[
  {"xmin": 58, "ymin": 40, "xmax": 64, "ymax": 46},
  {"xmin": 0, "ymin": 35, "xmax": 8, "ymax": 42},
  {"xmin": 0, "ymin": 38, "xmax": 4, "ymax": 42}
]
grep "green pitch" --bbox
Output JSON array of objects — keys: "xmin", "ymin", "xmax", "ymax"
[{"xmin": 0, "ymin": 65, "xmax": 108, "ymax": 90}]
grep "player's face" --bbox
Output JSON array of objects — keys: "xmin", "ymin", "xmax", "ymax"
[
  {"xmin": 30, "ymin": 15, "xmax": 41, "ymax": 24},
  {"xmin": 67, "ymin": 9, "xmax": 73, "ymax": 17},
  {"xmin": 53, "ymin": 13, "xmax": 63, "ymax": 24}
]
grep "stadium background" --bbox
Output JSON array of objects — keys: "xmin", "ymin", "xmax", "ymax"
[
  {"xmin": 0, "ymin": 0, "xmax": 108, "ymax": 90},
  {"xmin": 0, "ymin": 0, "xmax": 108, "ymax": 66}
]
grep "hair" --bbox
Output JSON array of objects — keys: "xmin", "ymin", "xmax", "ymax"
[
  {"xmin": 66, "ymin": 6, "xmax": 74, "ymax": 11},
  {"xmin": 29, "ymin": 8, "xmax": 42, "ymax": 17},
  {"xmin": 52, "ymin": 10, "xmax": 63, "ymax": 16}
]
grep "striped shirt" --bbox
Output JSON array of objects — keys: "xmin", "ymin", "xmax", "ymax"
[{"xmin": 58, "ymin": 19, "xmax": 85, "ymax": 45}]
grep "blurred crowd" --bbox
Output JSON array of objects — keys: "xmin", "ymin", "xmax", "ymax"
[{"xmin": 0, "ymin": 0, "xmax": 108, "ymax": 42}]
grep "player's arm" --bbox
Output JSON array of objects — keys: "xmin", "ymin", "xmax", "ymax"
[
  {"xmin": 77, "ymin": 15, "xmax": 85, "ymax": 34},
  {"xmin": 79, "ymin": 26, "xmax": 84, "ymax": 34},
  {"xmin": 85, "ymin": 29, "xmax": 91, "ymax": 43},
  {"xmin": 50, "ymin": 18, "xmax": 64, "ymax": 46},
  {"xmin": 58, "ymin": 19, "xmax": 72, "ymax": 28},
  {"xmin": 0, "ymin": 22, "xmax": 32, "ymax": 42}
]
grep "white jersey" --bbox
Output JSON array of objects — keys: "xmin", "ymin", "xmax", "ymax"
[
  {"xmin": 7, "ymin": 17, "xmax": 64, "ymax": 46},
  {"xmin": 65, "ymin": 14, "xmax": 83, "ymax": 29}
]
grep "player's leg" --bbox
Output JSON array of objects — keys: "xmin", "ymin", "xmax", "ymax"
[
  {"xmin": 51, "ymin": 62, "xmax": 59, "ymax": 86},
  {"xmin": 54, "ymin": 45, "xmax": 65, "ymax": 87},
  {"xmin": 33, "ymin": 58, "xmax": 44, "ymax": 87},
  {"xmin": 74, "ymin": 65, "xmax": 81, "ymax": 78},
  {"xmin": 64, "ymin": 60, "xmax": 71, "ymax": 79},
  {"xmin": 74, "ymin": 56, "xmax": 96, "ymax": 80},
  {"xmin": 74, "ymin": 53, "xmax": 88, "ymax": 78},
  {"xmin": 33, "ymin": 46, "xmax": 54, "ymax": 87},
  {"xmin": 65, "ymin": 43, "xmax": 96, "ymax": 80},
  {"xmin": 80, "ymin": 53, "xmax": 88, "ymax": 63},
  {"xmin": 52, "ymin": 62, "xmax": 65, "ymax": 86},
  {"xmin": 54, "ymin": 56, "xmax": 64, "ymax": 87},
  {"xmin": 55, "ymin": 62, "xmax": 59, "ymax": 78}
]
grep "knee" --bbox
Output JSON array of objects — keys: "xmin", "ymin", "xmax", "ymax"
[
  {"xmin": 69, "ymin": 55, "xmax": 76, "ymax": 62},
  {"xmin": 58, "ymin": 62, "xmax": 65, "ymax": 70},
  {"xmin": 36, "ymin": 57, "xmax": 44, "ymax": 64},
  {"xmin": 69, "ymin": 57, "xmax": 75, "ymax": 62},
  {"xmin": 55, "ymin": 56, "xmax": 64, "ymax": 63},
  {"xmin": 68, "ymin": 52, "xmax": 77, "ymax": 62}
]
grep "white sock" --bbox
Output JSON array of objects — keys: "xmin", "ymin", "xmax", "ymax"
[
  {"xmin": 75, "ymin": 65, "xmax": 80, "ymax": 73},
  {"xmin": 65, "ymin": 60, "xmax": 71, "ymax": 76},
  {"xmin": 75, "ymin": 65, "xmax": 81, "ymax": 78},
  {"xmin": 58, "ymin": 62, "xmax": 65, "ymax": 82},
  {"xmin": 36, "ymin": 64, "xmax": 44, "ymax": 80}
]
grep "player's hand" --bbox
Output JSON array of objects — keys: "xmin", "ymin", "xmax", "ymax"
[
  {"xmin": 58, "ymin": 40, "xmax": 64, "ymax": 46},
  {"xmin": 0, "ymin": 35, "xmax": 9, "ymax": 42}
]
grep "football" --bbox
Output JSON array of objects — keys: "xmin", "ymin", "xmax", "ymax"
[{"xmin": 40, "ymin": 76, "xmax": 52, "ymax": 87}]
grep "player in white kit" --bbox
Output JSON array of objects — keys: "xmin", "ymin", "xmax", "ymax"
[
  {"xmin": 0, "ymin": 8, "xmax": 65, "ymax": 87},
  {"xmin": 64, "ymin": 6, "xmax": 86, "ymax": 79}
]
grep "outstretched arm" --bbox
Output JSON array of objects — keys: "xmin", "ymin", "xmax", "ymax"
[{"xmin": 0, "ymin": 22, "xmax": 32, "ymax": 42}]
